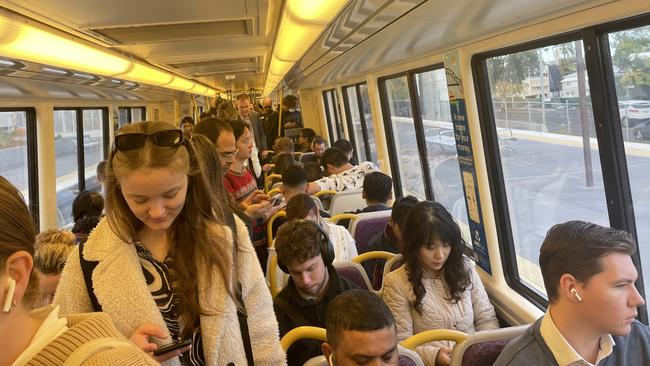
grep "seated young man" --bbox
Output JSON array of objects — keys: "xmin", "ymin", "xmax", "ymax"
[
  {"xmin": 332, "ymin": 139, "xmax": 358, "ymax": 165},
  {"xmin": 298, "ymin": 128, "xmax": 316, "ymax": 153},
  {"xmin": 322, "ymin": 289, "xmax": 399, "ymax": 366},
  {"xmin": 306, "ymin": 147, "xmax": 379, "ymax": 195},
  {"xmin": 280, "ymin": 165, "xmax": 330, "ymax": 218},
  {"xmin": 273, "ymin": 220, "xmax": 358, "ymax": 366},
  {"xmin": 363, "ymin": 196, "xmax": 419, "ymax": 285},
  {"xmin": 338, "ymin": 171, "xmax": 393, "ymax": 229},
  {"xmin": 286, "ymin": 193, "xmax": 357, "ymax": 262},
  {"xmin": 301, "ymin": 136, "xmax": 327, "ymax": 164},
  {"xmin": 495, "ymin": 220, "xmax": 650, "ymax": 366}
]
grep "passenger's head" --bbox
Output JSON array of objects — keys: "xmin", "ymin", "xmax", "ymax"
[
  {"xmin": 262, "ymin": 97, "xmax": 273, "ymax": 112},
  {"xmin": 273, "ymin": 137, "xmax": 294, "ymax": 155},
  {"xmin": 33, "ymin": 229, "xmax": 75, "ymax": 305},
  {"xmin": 275, "ymin": 220, "xmax": 332, "ymax": 298},
  {"xmin": 72, "ymin": 190, "xmax": 104, "ymax": 223},
  {"xmin": 194, "ymin": 117, "xmax": 237, "ymax": 172},
  {"xmin": 230, "ymin": 119, "xmax": 253, "ymax": 161},
  {"xmin": 304, "ymin": 162, "xmax": 324, "ymax": 182},
  {"xmin": 273, "ymin": 153, "xmax": 297, "ymax": 176},
  {"xmin": 362, "ymin": 172, "xmax": 392, "ymax": 205},
  {"xmin": 180, "ymin": 116, "xmax": 195, "ymax": 136},
  {"xmin": 299, "ymin": 128, "xmax": 316, "ymax": 148},
  {"xmin": 96, "ymin": 160, "xmax": 108, "ymax": 185},
  {"xmin": 286, "ymin": 193, "xmax": 319, "ymax": 222},
  {"xmin": 323, "ymin": 290, "xmax": 398, "ymax": 366},
  {"xmin": 312, "ymin": 136, "xmax": 326, "ymax": 158},
  {"xmin": 0, "ymin": 176, "xmax": 39, "ymax": 315},
  {"xmin": 191, "ymin": 134, "xmax": 226, "ymax": 190},
  {"xmin": 282, "ymin": 165, "xmax": 308, "ymax": 203},
  {"xmin": 321, "ymin": 147, "xmax": 349, "ymax": 176},
  {"xmin": 402, "ymin": 201, "xmax": 469, "ymax": 314},
  {"xmin": 332, "ymin": 139, "xmax": 354, "ymax": 161},
  {"xmin": 389, "ymin": 196, "xmax": 418, "ymax": 248},
  {"xmin": 283, "ymin": 94, "xmax": 299, "ymax": 110},
  {"xmin": 540, "ymin": 220, "xmax": 643, "ymax": 336},
  {"xmin": 106, "ymin": 121, "xmax": 235, "ymax": 337},
  {"xmin": 236, "ymin": 93, "xmax": 252, "ymax": 119}
]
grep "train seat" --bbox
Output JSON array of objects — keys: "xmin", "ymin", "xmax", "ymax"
[
  {"xmin": 303, "ymin": 345, "xmax": 424, "ymax": 366},
  {"xmin": 333, "ymin": 260, "xmax": 374, "ymax": 292},
  {"xmin": 329, "ymin": 189, "xmax": 365, "ymax": 216},
  {"xmin": 300, "ymin": 152, "xmax": 315, "ymax": 162},
  {"xmin": 450, "ymin": 325, "xmax": 528, "ymax": 366},
  {"xmin": 348, "ymin": 210, "xmax": 392, "ymax": 254},
  {"xmin": 350, "ymin": 251, "xmax": 396, "ymax": 292}
]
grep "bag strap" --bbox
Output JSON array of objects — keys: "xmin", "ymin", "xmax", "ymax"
[
  {"xmin": 273, "ymin": 298, "xmax": 310, "ymax": 328},
  {"xmin": 63, "ymin": 337, "xmax": 133, "ymax": 366},
  {"xmin": 231, "ymin": 215, "xmax": 255, "ymax": 366},
  {"xmin": 78, "ymin": 241, "xmax": 102, "ymax": 312}
]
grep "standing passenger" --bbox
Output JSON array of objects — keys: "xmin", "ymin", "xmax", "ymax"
[
  {"xmin": 54, "ymin": 122, "xmax": 286, "ymax": 366},
  {"xmin": 71, "ymin": 190, "xmax": 104, "ymax": 244},
  {"xmin": 180, "ymin": 116, "xmax": 194, "ymax": 139},
  {"xmin": 33, "ymin": 228, "xmax": 76, "ymax": 306},
  {"xmin": 495, "ymin": 221, "xmax": 650, "ymax": 366},
  {"xmin": 382, "ymin": 201, "xmax": 498, "ymax": 366}
]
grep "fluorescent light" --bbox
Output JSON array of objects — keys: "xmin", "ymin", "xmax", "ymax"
[
  {"xmin": 42, "ymin": 67, "xmax": 67, "ymax": 75},
  {"xmin": 265, "ymin": 0, "xmax": 349, "ymax": 93},
  {"xmin": 0, "ymin": 10, "xmax": 217, "ymax": 97}
]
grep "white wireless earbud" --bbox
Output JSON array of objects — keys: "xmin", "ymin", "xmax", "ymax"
[
  {"xmin": 571, "ymin": 288, "xmax": 583, "ymax": 302},
  {"xmin": 2, "ymin": 277, "xmax": 16, "ymax": 313}
]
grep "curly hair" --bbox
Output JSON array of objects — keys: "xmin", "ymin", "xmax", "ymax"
[
  {"xmin": 274, "ymin": 220, "xmax": 321, "ymax": 269},
  {"xmin": 402, "ymin": 201, "xmax": 471, "ymax": 314}
]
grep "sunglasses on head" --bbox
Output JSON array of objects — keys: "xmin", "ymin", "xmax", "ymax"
[{"xmin": 114, "ymin": 130, "xmax": 185, "ymax": 151}]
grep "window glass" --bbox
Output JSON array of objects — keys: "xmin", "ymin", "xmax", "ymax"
[
  {"xmin": 54, "ymin": 110, "xmax": 79, "ymax": 227},
  {"xmin": 82, "ymin": 109, "xmax": 104, "ymax": 191},
  {"xmin": 324, "ymin": 90, "xmax": 339, "ymax": 142},
  {"xmin": 485, "ymin": 40, "xmax": 609, "ymax": 294},
  {"xmin": 415, "ymin": 69, "xmax": 470, "ymax": 229},
  {"xmin": 345, "ymin": 86, "xmax": 368, "ymax": 162},
  {"xmin": 609, "ymin": 25, "xmax": 650, "ymax": 303},
  {"xmin": 383, "ymin": 76, "xmax": 426, "ymax": 199},
  {"xmin": 0, "ymin": 111, "xmax": 29, "ymax": 201},
  {"xmin": 359, "ymin": 84, "xmax": 377, "ymax": 163},
  {"xmin": 131, "ymin": 107, "xmax": 145, "ymax": 122},
  {"xmin": 118, "ymin": 108, "xmax": 129, "ymax": 127}
]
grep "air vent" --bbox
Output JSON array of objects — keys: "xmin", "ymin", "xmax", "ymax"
[
  {"xmin": 169, "ymin": 58, "xmax": 255, "ymax": 69},
  {"xmin": 91, "ymin": 19, "xmax": 253, "ymax": 44}
]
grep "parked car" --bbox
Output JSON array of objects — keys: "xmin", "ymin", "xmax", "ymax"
[
  {"xmin": 634, "ymin": 120, "xmax": 650, "ymax": 140},
  {"xmin": 619, "ymin": 100, "xmax": 650, "ymax": 127}
]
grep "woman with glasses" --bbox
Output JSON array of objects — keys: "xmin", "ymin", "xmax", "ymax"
[{"xmin": 55, "ymin": 121, "xmax": 286, "ymax": 366}]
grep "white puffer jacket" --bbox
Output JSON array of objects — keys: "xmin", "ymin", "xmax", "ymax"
[
  {"xmin": 382, "ymin": 262, "xmax": 498, "ymax": 365},
  {"xmin": 54, "ymin": 217, "xmax": 286, "ymax": 366}
]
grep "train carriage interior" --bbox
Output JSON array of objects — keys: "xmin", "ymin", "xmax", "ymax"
[{"xmin": 1, "ymin": 0, "xmax": 650, "ymax": 364}]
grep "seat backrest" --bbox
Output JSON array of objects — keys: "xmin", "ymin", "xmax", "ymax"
[
  {"xmin": 300, "ymin": 152, "xmax": 316, "ymax": 162},
  {"xmin": 450, "ymin": 325, "xmax": 529, "ymax": 366},
  {"xmin": 333, "ymin": 261, "xmax": 374, "ymax": 292},
  {"xmin": 398, "ymin": 345, "xmax": 425, "ymax": 366},
  {"xmin": 385, "ymin": 253, "xmax": 405, "ymax": 274},
  {"xmin": 348, "ymin": 210, "xmax": 391, "ymax": 254},
  {"xmin": 329, "ymin": 189, "xmax": 365, "ymax": 216}
]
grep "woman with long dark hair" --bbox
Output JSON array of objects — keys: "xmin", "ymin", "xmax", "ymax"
[{"xmin": 382, "ymin": 201, "xmax": 498, "ymax": 366}]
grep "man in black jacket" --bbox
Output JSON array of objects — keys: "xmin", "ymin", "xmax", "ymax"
[{"xmin": 273, "ymin": 220, "xmax": 357, "ymax": 366}]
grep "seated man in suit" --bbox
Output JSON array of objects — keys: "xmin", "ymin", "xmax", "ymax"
[{"xmin": 495, "ymin": 220, "xmax": 650, "ymax": 366}]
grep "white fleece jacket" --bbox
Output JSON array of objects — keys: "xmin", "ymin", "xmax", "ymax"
[
  {"xmin": 382, "ymin": 262, "xmax": 499, "ymax": 366},
  {"xmin": 54, "ymin": 217, "xmax": 286, "ymax": 366}
]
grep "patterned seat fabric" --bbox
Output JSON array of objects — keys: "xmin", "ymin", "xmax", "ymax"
[
  {"xmin": 460, "ymin": 339, "xmax": 510, "ymax": 366},
  {"xmin": 353, "ymin": 216, "xmax": 390, "ymax": 254}
]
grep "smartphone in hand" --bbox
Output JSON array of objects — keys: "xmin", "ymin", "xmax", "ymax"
[{"xmin": 153, "ymin": 338, "xmax": 192, "ymax": 356}]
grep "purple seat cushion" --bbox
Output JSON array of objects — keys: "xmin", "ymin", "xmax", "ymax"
[
  {"xmin": 335, "ymin": 266, "xmax": 370, "ymax": 291},
  {"xmin": 461, "ymin": 339, "xmax": 510, "ymax": 366},
  {"xmin": 354, "ymin": 216, "xmax": 390, "ymax": 254},
  {"xmin": 398, "ymin": 355, "xmax": 418, "ymax": 366}
]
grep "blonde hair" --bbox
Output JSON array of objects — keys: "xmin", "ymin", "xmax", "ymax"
[
  {"xmin": 105, "ymin": 121, "xmax": 236, "ymax": 337},
  {"xmin": 34, "ymin": 229, "xmax": 75, "ymax": 275}
]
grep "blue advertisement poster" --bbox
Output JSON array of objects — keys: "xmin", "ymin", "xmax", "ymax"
[{"xmin": 443, "ymin": 50, "xmax": 491, "ymax": 274}]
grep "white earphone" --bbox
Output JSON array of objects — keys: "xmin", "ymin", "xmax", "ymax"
[
  {"xmin": 570, "ymin": 288, "xmax": 583, "ymax": 302},
  {"xmin": 2, "ymin": 277, "xmax": 16, "ymax": 313}
]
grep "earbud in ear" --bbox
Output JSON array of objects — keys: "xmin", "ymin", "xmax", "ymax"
[
  {"xmin": 570, "ymin": 288, "xmax": 583, "ymax": 302},
  {"xmin": 2, "ymin": 277, "xmax": 16, "ymax": 313}
]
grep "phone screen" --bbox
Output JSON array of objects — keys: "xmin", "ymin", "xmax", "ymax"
[{"xmin": 153, "ymin": 338, "xmax": 192, "ymax": 356}]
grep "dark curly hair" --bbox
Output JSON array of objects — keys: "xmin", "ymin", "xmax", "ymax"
[{"xmin": 402, "ymin": 201, "xmax": 471, "ymax": 314}]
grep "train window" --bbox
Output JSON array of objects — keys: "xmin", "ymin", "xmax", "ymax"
[
  {"xmin": 118, "ymin": 106, "xmax": 147, "ymax": 127},
  {"xmin": 54, "ymin": 108, "xmax": 109, "ymax": 227},
  {"xmin": 0, "ymin": 109, "xmax": 38, "ymax": 224},
  {"xmin": 131, "ymin": 107, "xmax": 146, "ymax": 122},
  {"xmin": 608, "ymin": 24, "xmax": 650, "ymax": 304},
  {"xmin": 118, "ymin": 108, "xmax": 130, "ymax": 127},
  {"xmin": 358, "ymin": 84, "xmax": 378, "ymax": 164},
  {"xmin": 343, "ymin": 85, "xmax": 368, "ymax": 162},
  {"xmin": 479, "ymin": 40, "xmax": 611, "ymax": 296},
  {"xmin": 381, "ymin": 75, "xmax": 426, "ymax": 200},
  {"xmin": 414, "ymin": 69, "xmax": 470, "ymax": 230},
  {"xmin": 323, "ymin": 89, "xmax": 344, "ymax": 143}
]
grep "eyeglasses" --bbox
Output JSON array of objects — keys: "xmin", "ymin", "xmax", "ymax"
[
  {"xmin": 114, "ymin": 130, "xmax": 185, "ymax": 151},
  {"xmin": 219, "ymin": 148, "xmax": 239, "ymax": 159}
]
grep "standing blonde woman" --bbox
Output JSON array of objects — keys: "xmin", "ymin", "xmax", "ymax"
[
  {"xmin": 0, "ymin": 176, "xmax": 158, "ymax": 365},
  {"xmin": 54, "ymin": 121, "xmax": 286, "ymax": 366}
]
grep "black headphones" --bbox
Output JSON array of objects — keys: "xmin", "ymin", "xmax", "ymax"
[{"xmin": 277, "ymin": 219, "xmax": 335, "ymax": 274}]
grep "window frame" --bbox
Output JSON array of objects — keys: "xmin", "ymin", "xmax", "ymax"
[
  {"xmin": 342, "ymin": 82, "xmax": 375, "ymax": 162},
  {"xmin": 471, "ymin": 13, "xmax": 650, "ymax": 322},
  {"xmin": 118, "ymin": 106, "xmax": 147, "ymax": 124},
  {"xmin": 322, "ymin": 89, "xmax": 345, "ymax": 144}
]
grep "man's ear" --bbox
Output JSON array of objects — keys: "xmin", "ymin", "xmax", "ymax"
[
  {"xmin": 558, "ymin": 273, "xmax": 580, "ymax": 302},
  {"xmin": 322, "ymin": 342, "xmax": 333, "ymax": 364}
]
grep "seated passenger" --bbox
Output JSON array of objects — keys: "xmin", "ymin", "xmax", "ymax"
[
  {"xmin": 298, "ymin": 128, "xmax": 316, "ymax": 153},
  {"xmin": 263, "ymin": 137, "xmax": 295, "ymax": 171},
  {"xmin": 0, "ymin": 176, "xmax": 158, "ymax": 365},
  {"xmin": 495, "ymin": 221, "xmax": 650, "ymax": 366},
  {"xmin": 306, "ymin": 147, "xmax": 379, "ymax": 195},
  {"xmin": 382, "ymin": 201, "xmax": 498, "ymax": 366},
  {"xmin": 33, "ymin": 228, "xmax": 76, "ymax": 306},
  {"xmin": 332, "ymin": 139, "xmax": 358, "ymax": 165},
  {"xmin": 322, "ymin": 289, "xmax": 399, "ymax": 366},
  {"xmin": 286, "ymin": 193, "xmax": 357, "ymax": 262},
  {"xmin": 303, "ymin": 161, "xmax": 324, "ymax": 182},
  {"xmin": 273, "ymin": 152, "xmax": 302, "ymax": 176},
  {"xmin": 301, "ymin": 136, "xmax": 327, "ymax": 164},
  {"xmin": 338, "ymin": 171, "xmax": 393, "ymax": 229},
  {"xmin": 280, "ymin": 165, "xmax": 329, "ymax": 218},
  {"xmin": 273, "ymin": 220, "xmax": 358, "ymax": 366},
  {"xmin": 71, "ymin": 190, "xmax": 104, "ymax": 244},
  {"xmin": 364, "ymin": 195, "xmax": 419, "ymax": 285}
]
